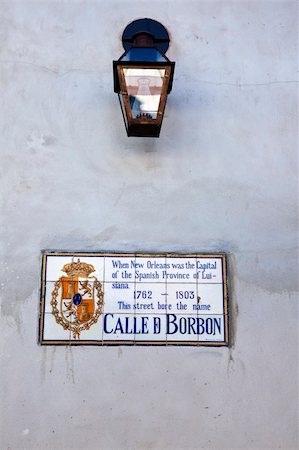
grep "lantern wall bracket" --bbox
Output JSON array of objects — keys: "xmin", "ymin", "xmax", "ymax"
[{"xmin": 121, "ymin": 18, "xmax": 170, "ymax": 53}]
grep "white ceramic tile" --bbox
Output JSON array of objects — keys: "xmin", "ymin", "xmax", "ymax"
[
  {"xmin": 166, "ymin": 313, "xmax": 199, "ymax": 342},
  {"xmin": 195, "ymin": 284, "xmax": 224, "ymax": 315},
  {"xmin": 165, "ymin": 256, "xmax": 197, "ymax": 283},
  {"xmin": 44, "ymin": 255, "xmax": 105, "ymax": 282},
  {"xmin": 102, "ymin": 313, "xmax": 135, "ymax": 343},
  {"xmin": 133, "ymin": 282, "xmax": 169, "ymax": 314},
  {"xmin": 195, "ymin": 257, "xmax": 224, "ymax": 284},
  {"xmin": 134, "ymin": 256, "xmax": 167, "ymax": 284},
  {"xmin": 74, "ymin": 255, "xmax": 105, "ymax": 282},
  {"xmin": 166, "ymin": 283, "xmax": 198, "ymax": 314},
  {"xmin": 69, "ymin": 314, "xmax": 103, "ymax": 342},
  {"xmin": 134, "ymin": 314, "xmax": 167, "ymax": 343},
  {"xmin": 42, "ymin": 313, "xmax": 71, "ymax": 342},
  {"xmin": 197, "ymin": 315, "xmax": 226, "ymax": 342},
  {"xmin": 41, "ymin": 282, "xmax": 51, "ymax": 313},
  {"xmin": 43, "ymin": 281, "xmax": 62, "ymax": 313},
  {"xmin": 45, "ymin": 255, "xmax": 75, "ymax": 282},
  {"xmin": 104, "ymin": 255, "xmax": 136, "ymax": 282},
  {"xmin": 103, "ymin": 281, "xmax": 135, "ymax": 314}
]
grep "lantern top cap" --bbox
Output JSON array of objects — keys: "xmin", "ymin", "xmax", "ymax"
[
  {"xmin": 122, "ymin": 18, "xmax": 170, "ymax": 54},
  {"xmin": 118, "ymin": 47, "xmax": 170, "ymax": 63}
]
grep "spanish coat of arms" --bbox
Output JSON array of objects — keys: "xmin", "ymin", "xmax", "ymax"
[{"xmin": 50, "ymin": 259, "xmax": 104, "ymax": 339}]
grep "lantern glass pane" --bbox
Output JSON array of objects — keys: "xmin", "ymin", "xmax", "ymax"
[
  {"xmin": 118, "ymin": 93, "xmax": 128, "ymax": 130},
  {"xmin": 123, "ymin": 68, "xmax": 166, "ymax": 120}
]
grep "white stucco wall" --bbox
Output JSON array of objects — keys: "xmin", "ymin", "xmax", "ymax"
[{"xmin": 0, "ymin": 1, "xmax": 298, "ymax": 449}]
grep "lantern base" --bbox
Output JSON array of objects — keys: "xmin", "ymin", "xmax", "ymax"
[{"xmin": 126, "ymin": 123, "xmax": 161, "ymax": 138}]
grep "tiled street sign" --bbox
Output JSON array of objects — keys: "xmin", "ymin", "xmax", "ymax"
[{"xmin": 39, "ymin": 252, "xmax": 229, "ymax": 346}]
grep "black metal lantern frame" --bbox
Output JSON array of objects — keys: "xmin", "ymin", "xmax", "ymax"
[{"xmin": 113, "ymin": 19, "xmax": 175, "ymax": 137}]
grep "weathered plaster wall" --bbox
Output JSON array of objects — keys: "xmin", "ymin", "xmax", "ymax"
[{"xmin": 0, "ymin": 1, "xmax": 298, "ymax": 449}]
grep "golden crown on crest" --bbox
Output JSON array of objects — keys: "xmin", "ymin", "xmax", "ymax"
[{"xmin": 62, "ymin": 258, "xmax": 95, "ymax": 277}]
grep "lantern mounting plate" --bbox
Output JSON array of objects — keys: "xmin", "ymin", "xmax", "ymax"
[{"xmin": 122, "ymin": 18, "xmax": 170, "ymax": 53}]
